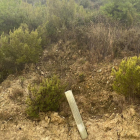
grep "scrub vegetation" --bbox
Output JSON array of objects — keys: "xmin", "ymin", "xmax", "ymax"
[
  {"xmin": 1, "ymin": 0, "xmax": 140, "ymax": 117},
  {"xmin": 112, "ymin": 56, "xmax": 140, "ymax": 98},
  {"xmin": 26, "ymin": 75, "xmax": 66, "ymax": 118}
]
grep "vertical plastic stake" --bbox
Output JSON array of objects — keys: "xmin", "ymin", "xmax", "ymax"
[{"xmin": 65, "ymin": 90, "xmax": 88, "ymax": 139}]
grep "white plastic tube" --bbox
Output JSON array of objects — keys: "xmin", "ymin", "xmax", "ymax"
[{"xmin": 65, "ymin": 90, "xmax": 88, "ymax": 139}]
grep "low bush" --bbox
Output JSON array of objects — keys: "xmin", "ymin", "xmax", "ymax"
[
  {"xmin": 0, "ymin": 23, "xmax": 42, "ymax": 82},
  {"xmin": 75, "ymin": 24, "xmax": 111, "ymax": 62},
  {"xmin": 26, "ymin": 75, "xmax": 66, "ymax": 118},
  {"xmin": 112, "ymin": 56, "xmax": 140, "ymax": 98}
]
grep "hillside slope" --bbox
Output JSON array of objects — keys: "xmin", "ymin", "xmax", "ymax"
[{"xmin": 0, "ymin": 41, "xmax": 140, "ymax": 140}]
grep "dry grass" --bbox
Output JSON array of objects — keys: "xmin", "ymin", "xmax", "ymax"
[
  {"xmin": 77, "ymin": 57, "xmax": 86, "ymax": 64},
  {"xmin": 78, "ymin": 73, "xmax": 85, "ymax": 83},
  {"xmin": 0, "ymin": 110, "xmax": 13, "ymax": 121},
  {"xmin": 73, "ymin": 23, "xmax": 140, "ymax": 63},
  {"xmin": 75, "ymin": 24, "xmax": 111, "ymax": 62},
  {"xmin": 32, "ymin": 75, "xmax": 43, "ymax": 84},
  {"xmin": 8, "ymin": 88, "xmax": 23, "ymax": 101},
  {"xmin": 1, "ymin": 80, "xmax": 11, "ymax": 89},
  {"xmin": 83, "ymin": 61, "xmax": 91, "ymax": 71},
  {"xmin": 113, "ymin": 27, "xmax": 140, "ymax": 57}
]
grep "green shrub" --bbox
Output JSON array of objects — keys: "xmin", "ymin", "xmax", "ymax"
[
  {"xmin": 112, "ymin": 56, "xmax": 140, "ymax": 97},
  {"xmin": 100, "ymin": 0, "xmax": 137, "ymax": 26},
  {"xmin": 0, "ymin": 23, "xmax": 42, "ymax": 83},
  {"xmin": 0, "ymin": 23, "xmax": 42, "ymax": 69},
  {"xmin": 0, "ymin": 0, "xmax": 93, "ymax": 44},
  {"xmin": 0, "ymin": 0, "xmax": 47, "ymax": 34},
  {"xmin": 26, "ymin": 75, "xmax": 66, "ymax": 118},
  {"xmin": 44, "ymin": 0, "xmax": 93, "ymax": 43},
  {"xmin": 0, "ymin": 0, "xmax": 22, "ymax": 34}
]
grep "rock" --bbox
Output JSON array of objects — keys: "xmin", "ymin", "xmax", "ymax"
[
  {"xmin": 39, "ymin": 120, "xmax": 49, "ymax": 128},
  {"xmin": 80, "ymin": 109, "xmax": 84, "ymax": 114},
  {"xmin": 97, "ymin": 69, "xmax": 102, "ymax": 73},
  {"xmin": 129, "ymin": 108, "xmax": 136, "ymax": 117},
  {"xmin": 0, "ymin": 124, "xmax": 5, "ymax": 130},
  {"xmin": 121, "ymin": 127, "xmax": 139, "ymax": 138},
  {"xmin": 104, "ymin": 118, "xmax": 119, "ymax": 131},
  {"xmin": 41, "ymin": 136, "xmax": 50, "ymax": 140},
  {"xmin": 109, "ymin": 76, "xmax": 113, "ymax": 80},
  {"xmin": 109, "ymin": 113, "xmax": 116, "ymax": 120},
  {"xmin": 122, "ymin": 108, "xmax": 136, "ymax": 120},
  {"xmin": 43, "ymin": 50, "xmax": 48, "ymax": 55},
  {"xmin": 41, "ymin": 71, "xmax": 44, "ymax": 75},
  {"xmin": 50, "ymin": 112, "xmax": 65, "ymax": 124},
  {"xmin": 104, "ymin": 114, "xmax": 110, "ymax": 118},
  {"xmin": 45, "ymin": 116, "xmax": 50, "ymax": 125}
]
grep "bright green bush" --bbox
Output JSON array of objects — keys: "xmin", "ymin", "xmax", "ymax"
[
  {"xmin": 0, "ymin": 23, "xmax": 42, "ymax": 66},
  {"xmin": 112, "ymin": 56, "xmax": 140, "ymax": 97},
  {"xmin": 26, "ymin": 76, "xmax": 66, "ymax": 118},
  {"xmin": 0, "ymin": 23, "xmax": 42, "ymax": 82}
]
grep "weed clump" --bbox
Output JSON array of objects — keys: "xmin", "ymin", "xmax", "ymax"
[
  {"xmin": 26, "ymin": 75, "xmax": 66, "ymax": 118},
  {"xmin": 112, "ymin": 56, "xmax": 140, "ymax": 98},
  {"xmin": 0, "ymin": 110, "xmax": 13, "ymax": 121},
  {"xmin": 78, "ymin": 73, "xmax": 85, "ymax": 83},
  {"xmin": 8, "ymin": 88, "xmax": 23, "ymax": 101}
]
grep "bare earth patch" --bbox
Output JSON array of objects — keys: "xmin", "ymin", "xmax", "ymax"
[{"xmin": 0, "ymin": 42, "xmax": 140, "ymax": 140}]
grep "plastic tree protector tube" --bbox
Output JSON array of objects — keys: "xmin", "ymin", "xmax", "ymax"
[{"xmin": 65, "ymin": 90, "xmax": 88, "ymax": 139}]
